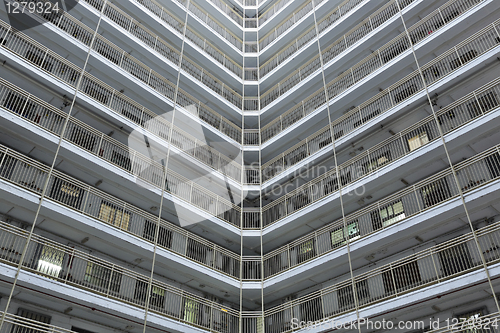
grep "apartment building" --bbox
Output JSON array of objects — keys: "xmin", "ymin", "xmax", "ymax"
[{"xmin": 0, "ymin": 0, "xmax": 500, "ymax": 332}]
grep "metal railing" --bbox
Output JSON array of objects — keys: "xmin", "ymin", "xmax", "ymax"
[
  {"xmin": 259, "ymin": 0, "xmax": 413, "ymax": 108},
  {"xmin": 204, "ymin": 0, "xmax": 244, "ymax": 26},
  {"xmin": 261, "ymin": 19, "xmax": 500, "ymax": 226},
  {"xmin": 0, "ymin": 74, "xmax": 244, "ymax": 206},
  {"xmin": 262, "ymin": 78, "xmax": 500, "ymax": 276},
  {"xmin": 259, "ymin": 0, "xmax": 369, "ymax": 77},
  {"xmin": 260, "ymin": 0, "xmax": 489, "ymax": 143},
  {"xmin": 0, "ymin": 145, "xmax": 244, "ymax": 277},
  {"xmin": 264, "ymin": 213, "xmax": 500, "ymax": 332},
  {"xmin": 261, "ymin": 17, "xmax": 500, "ymax": 183},
  {"xmin": 259, "ymin": 0, "xmax": 358, "ymax": 52},
  {"xmin": 185, "ymin": 0, "xmax": 243, "ymax": 50},
  {"xmin": 0, "ymin": 21, "xmax": 243, "ymax": 180},
  {"xmin": 0, "ymin": 18, "xmax": 244, "ymax": 143},
  {"xmin": 107, "ymin": 0, "xmax": 245, "ymax": 78},
  {"xmin": 0, "ymin": 221, "xmax": 241, "ymax": 332},
  {"xmin": 244, "ymin": 129, "xmax": 260, "ymax": 145},
  {"xmin": 0, "ymin": 307, "xmax": 499, "ymax": 333},
  {"xmin": 36, "ymin": 0, "xmax": 245, "ymax": 110}
]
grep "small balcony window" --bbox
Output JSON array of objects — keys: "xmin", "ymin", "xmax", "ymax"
[
  {"xmin": 331, "ymin": 220, "xmax": 360, "ymax": 249},
  {"xmin": 98, "ymin": 201, "xmax": 131, "ymax": 231},
  {"xmin": 297, "ymin": 239, "xmax": 315, "ymax": 264},
  {"xmin": 408, "ymin": 132, "xmax": 430, "ymax": 152},
  {"xmin": 371, "ymin": 201, "xmax": 405, "ymax": 231},
  {"xmin": 49, "ymin": 178, "xmax": 84, "ymax": 210},
  {"xmin": 35, "ymin": 244, "xmax": 64, "ymax": 278}
]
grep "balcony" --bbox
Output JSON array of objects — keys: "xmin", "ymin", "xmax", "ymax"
[
  {"xmin": 0, "ymin": 26, "xmax": 245, "ymax": 190},
  {"xmin": 259, "ymin": 0, "xmax": 492, "ymax": 138},
  {"xmin": 0, "ymin": 221, "xmax": 242, "ymax": 333},
  {"xmin": 260, "ymin": 117, "xmax": 500, "ymax": 285},
  {"xmin": 0, "ymin": 19, "xmax": 245, "ymax": 145},
  {"xmin": 260, "ymin": 17, "xmax": 500, "ymax": 186},
  {"xmin": 86, "ymin": 0, "xmax": 246, "ymax": 82},
  {"xmin": 29, "ymin": 3, "xmax": 248, "ymax": 115},
  {"xmin": 259, "ymin": 0, "xmax": 415, "ymax": 110},
  {"xmin": 263, "ymin": 217, "xmax": 500, "ymax": 332}
]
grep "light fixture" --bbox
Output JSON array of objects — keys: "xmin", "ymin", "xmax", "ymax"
[{"xmin": 80, "ymin": 237, "xmax": 89, "ymax": 244}]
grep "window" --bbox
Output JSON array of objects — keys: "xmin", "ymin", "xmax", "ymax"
[
  {"xmin": 3, "ymin": 92, "xmax": 39, "ymax": 123},
  {"xmin": 420, "ymin": 178, "xmax": 451, "ymax": 208},
  {"xmin": 288, "ymin": 147, "xmax": 307, "ymax": 165},
  {"xmin": 324, "ymin": 175, "xmax": 338, "ymax": 195},
  {"xmin": 264, "ymin": 254, "xmax": 282, "ymax": 278},
  {"xmin": 297, "ymin": 239, "xmax": 316, "ymax": 264},
  {"xmin": 331, "ymin": 221, "xmax": 360, "ymax": 249},
  {"xmin": 36, "ymin": 245, "xmax": 64, "ymax": 278},
  {"xmin": 407, "ymin": 132, "xmax": 429, "ymax": 152},
  {"xmin": 49, "ymin": 178, "xmax": 84, "ymax": 209},
  {"xmin": 393, "ymin": 84, "xmax": 418, "ymax": 104},
  {"xmin": 82, "ymin": 84, "xmax": 109, "ymax": 105},
  {"xmin": 364, "ymin": 151, "xmax": 391, "ymax": 173},
  {"xmin": 99, "ymin": 201, "xmax": 131, "ymax": 231},
  {"xmin": 122, "ymin": 107, "xmax": 144, "ymax": 126},
  {"xmin": 12, "ymin": 308, "xmax": 51, "ymax": 333},
  {"xmin": 291, "ymin": 191, "xmax": 310, "ymax": 210},
  {"xmin": 371, "ymin": 201, "xmax": 405, "ymax": 231},
  {"xmin": 382, "ymin": 260, "xmax": 421, "ymax": 294},
  {"xmin": 184, "ymin": 298, "xmax": 200, "ymax": 324},
  {"xmin": 84, "ymin": 262, "xmax": 122, "ymax": 293},
  {"xmin": 319, "ymin": 138, "xmax": 331, "ymax": 149},
  {"xmin": 354, "ymin": 109, "xmax": 381, "ymax": 128},
  {"xmin": 25, "ymin": 50, "xmax": 53, "ymax": 72},
  {"xmin": 438, "ymin": 243, "xmax": 473, "ymax": 277}
]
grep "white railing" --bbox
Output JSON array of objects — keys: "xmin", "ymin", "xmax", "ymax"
[
  {"xmin": 0, "ymin": 146, "xmax": 243, "ymax": 276},
  {"xmin": 90, "ymin": 0, "xmax": 245, "ymax": 79},
  {"xmin": 259, "ymin": 0, "xmax": 412, "ymax": 108},
  {"xmin": 0, "ymin": 221, "xmax": 241, "ymax": 332},
  {"xmin": 264, "ymin": 213, "xmax": 500, "ymax": 332},
  {"xmin": 33, "ymin": 0, "xmax": 246, "ymax": 110},
  {"xmin": 138, "ymin": 0, "xmax": 244, "ymax": 51},
  {"xmin": 260, "ymin": 0, "xmax": 489, "ymax": 142},
  {"xmin": 262, "ymin": 77, "xmax": 500, "ymax": 275},
  {"xmin": 204, "ymin": 0, "xmax": 245, "ymax": 26},
  {"xmin": 185, "ymin": 0, "xmax": 244, "ymax": 50},
  {"xmin": 0, "ymin": 22, "xmax": 243, "ymax": 181},
  {"xmin": 261, "ymin": 17, "xmax": 500, "ymax": 183},
  {"xmin": 261, "ymin": 18, "xmax": 500, "ymax": 226},
  {"xmin": 259, "ymin": 0, "xmax": 372, "ymax": 77},
  {"xmin": 258, "ymin": 0, "xmax": 360, "ymax": 52},
  {"xmin": 0, "ymin": 75, "xmax": 244, "ymax": 207},
  {"xmin": 0, "ymin": 18, "xmax": 244, "ymax": 142}
]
